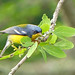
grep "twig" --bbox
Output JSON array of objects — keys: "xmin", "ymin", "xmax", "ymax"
[
  {"xmin": 50, "ymin": 0, "xmax": 64, "ymax": 31},
  {"xmin": 8, "ymin": 54, "xmax": 28, "ymax": 75},
  {"xmin": 8, "ymin": 0, "xmax": 65, "ymax": 75}
]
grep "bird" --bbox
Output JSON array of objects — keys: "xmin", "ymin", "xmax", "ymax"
[{"xmin": 0, "ymin": 24, "xmax": 42, "ymax": 57}]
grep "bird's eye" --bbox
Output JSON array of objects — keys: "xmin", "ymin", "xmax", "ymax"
[
  {"xmin": 34, "ymin": 30, "xmax": 39, "ymax": 34},
  {"xmin": 34, "ymin": 31, "xmax": 37, "ymax": 34}
]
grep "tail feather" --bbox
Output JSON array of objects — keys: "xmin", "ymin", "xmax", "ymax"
[{"xmin": 0, "ymin": 31, "xmax": 5, "ymax": 34}]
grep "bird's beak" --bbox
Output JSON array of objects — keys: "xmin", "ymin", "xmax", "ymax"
[
  {"xmin": 38, "ymin": 33, "xmax": 42, "ymax": 36},
  {"xmin": 31, "ymin": 33, "xmax": 42, "ymax": 41}
]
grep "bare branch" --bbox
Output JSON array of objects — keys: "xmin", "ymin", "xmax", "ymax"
[
  {"xmin": 51, "ymin": 0, "xmax": 64, "ymax": 30},
  {"xmin": 8, "ymin": 54, "xmax": 28, "ymax": 75}
]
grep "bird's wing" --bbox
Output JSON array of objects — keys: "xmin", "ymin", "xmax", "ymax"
[{"xmin": 0, "ymin": 25, "xmax": 27, "ymax": 35}]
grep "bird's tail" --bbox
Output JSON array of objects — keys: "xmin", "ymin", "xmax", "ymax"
[{"xmin": 0, "ymin": 31, "xmax": 5, "ymax": 35}]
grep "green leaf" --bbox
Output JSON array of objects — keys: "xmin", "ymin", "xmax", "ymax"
[
  {"xmin": 0, "ymin": 55, "xmax": 10, "ymax": 60},
  {"xmin": 43, "ymin": 45, "xmax": 66, "ymax": 58},
  {"xmin": 14, "ymin": 48, "xmax": 26, "ymax": 56},
  {"xmin": 54, "ymin": 40, "xmax": 74, "ymax": 50},
  {"xmin": 37, "ymin": 46, "xmax": 47, "ymax": 62},
  {"xmin": 22, "ymin": 42, "xmax": 34, "ymax": 47},
  {"xmin": 21, "ymin": 36, "xmax": 33, "ymax": 47},
  {"xmin": 55, "ymin": 34, "xmax": 66, "ymax": 40},
  {"xmin": 40, "ymin": 24, "xmax": 50, "ymax": 33},
  {"xmin": 27, "ymin": 42, "xmax": 38, "ymax": 58},
  {"xmin": 39, "ymin": 14, "xmax": 50, "ymax": 33},
  {"xmin": 39, "ymin": 42, "xmax": 48, "ymax": 46},
  {"xmin": 21, "ymin": 36, "xmax": 31, "ymax": 43},
  {"xmin": 0, "ymin": 48, "xmax": 26, "ymax": 60},
  {"xmin": 39, "ymin": 14, "xmax": 50, "ymax": 27},
  {"xmin": 46, "ymin": 34, "xmax": 57, "ymax": 44},
  {"xmin": 49, "ymin": 34, "xmax": 57, "ymax": 44},
  {"xmin": 46, "ymin": 34, "xmax": 52, "ymax": 43},
  {"xmin": 54, "ymin": 26, "xmax": 75, "ymax": 37}
]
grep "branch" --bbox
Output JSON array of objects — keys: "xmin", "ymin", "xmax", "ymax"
[
  {"xmin": 8, "ymin": 0, "xmax": 65, "ymax": 75},
  {"xmin": 50, "ymin": 0, "xmax": 64, "ymax": 30},
  {"xmin": 8, "ymin": 54, "xmax": 28, "ymax": 75}
]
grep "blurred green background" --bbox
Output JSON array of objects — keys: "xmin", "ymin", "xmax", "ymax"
[{"xmin": 0, "ymin": 0, "xmax": 75, "ymax": 75}]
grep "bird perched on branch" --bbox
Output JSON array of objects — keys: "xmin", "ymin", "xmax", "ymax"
[{"xmin": 0, "ymin": 24, "xmax": 42, "ymax": 57}]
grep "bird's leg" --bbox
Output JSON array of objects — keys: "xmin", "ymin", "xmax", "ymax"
[
  {"xmin": 11, "ymin": 44, "xmax": 18, "ymax": 51},
  {"xmin": 0, "ymin": 40, "xmax": 11, "ymax": 57}
]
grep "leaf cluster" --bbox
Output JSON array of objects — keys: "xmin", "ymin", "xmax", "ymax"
[{"xmin": 37, "ymin": 14, "xmax": 75, "ymax": 61}]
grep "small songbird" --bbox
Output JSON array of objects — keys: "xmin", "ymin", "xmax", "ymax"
[{"xmin": 0, "ymin": 24, "xmax": 42, "ymax": 57}]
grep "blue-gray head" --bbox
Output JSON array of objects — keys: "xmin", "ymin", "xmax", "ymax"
[{"xmin": 25, "ymin": 24, "xmax": 42, "ymax": 37}]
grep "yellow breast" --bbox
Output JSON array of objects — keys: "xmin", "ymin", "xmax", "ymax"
[
  {"xmin": 8, "ymin": 33, "xmax": 41, "ymax": 44},
  {"xmin": 8, "ymin": 35, "xmax": 25, "ymax": 44}
]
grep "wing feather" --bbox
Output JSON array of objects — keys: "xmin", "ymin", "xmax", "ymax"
[{"xmin": 0, "ymin": 25, "xmax": 27, "ymax": 35}]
